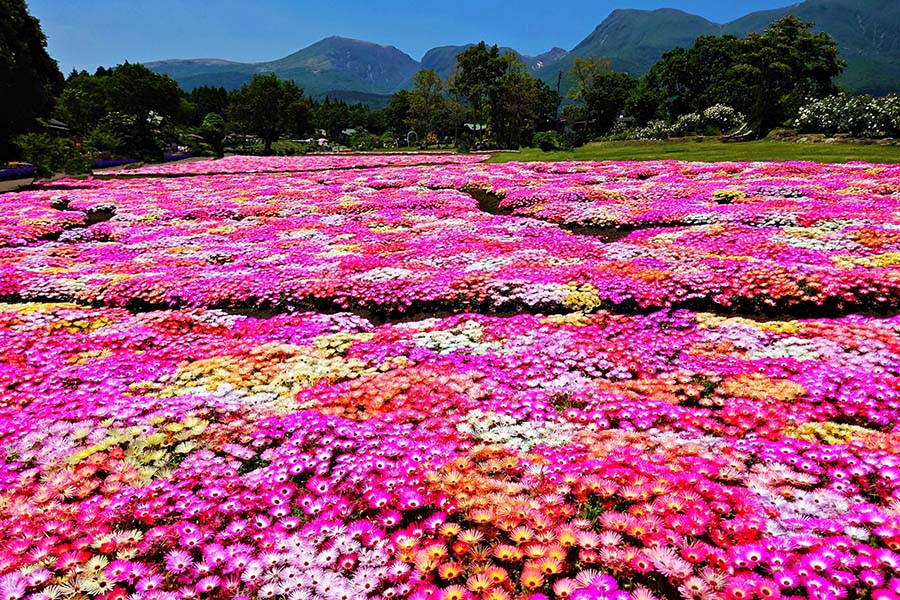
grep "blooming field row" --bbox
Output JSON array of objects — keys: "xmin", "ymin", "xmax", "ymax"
[
  {"xmin": 2, "ymin": 302, "xmax": 900, "ymax": 600},
  {"xmin": 103, "ymin": 154, "xmax": 489, "ymax": 176},
  {"xmin": 2, "ymin": 158, "xmax": 900, "ymax": 316}
]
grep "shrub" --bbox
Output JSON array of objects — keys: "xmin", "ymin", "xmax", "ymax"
[
  {"xmin": 702, "ymin": 104, "xmax": 745, "ymax": 132},
  {"xmin": 13, "ymin": 133, "xmax": 92, "ymax": 178},
  {"xmin": 672, "ymin": 112, "xmax": 704, "ymax": 136},
  {"xmin": 794, "ymin": 94, "xmax": 900, "ymax": 138},
  {"xmin": 560, "ymin": 128, "xmax": 584, "ymax": 150},
  {"xmin": 533, "ymin": 131, "xmax": 562, "ymax": 152}
]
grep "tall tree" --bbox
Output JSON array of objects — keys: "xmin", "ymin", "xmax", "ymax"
[
  {"xmin": 641, "ymin": 15, "xmax": 844, "ymax": 135},
  {"xmin": 106, "ymin": 62, "xmax": 181, "ymax": 126},
  {"xmin": 452, "ymin": 42, "xmax": 505, "ymax": 139},
  {"xmin": 0, "ymin": 0, "xmax": 64, "ymax": 161},
  {"xmin": 649, "ymin": 35, "xmax": 744, "ymax": 118},
  {"xmin": 383, "ymin": 89, "xmax": 412, "ymax": 138},
  {"xmin": 407, "ymin": 69, "xmax": 444, "ymax": 148},
  {"xmin": 228, "ymin": 74, "xmax": 309, "ymax": 154},
  {"xmin": 570, "ymin": 56, "xmax": 613, "ymax": 98},
  {"xmin": 492, "ymin": 55, "xmax": 545, "ymax": 148},
  {"xmin": 190, "ymin": 86, "xmax": 230, "ymax": 121},
  {"xmin": 569, "ymin": 57, "xmax": 637, "ymax": 134},
  {"xmin": 739, "ymin": 15, "xmax": 844, "ymax": 133}
]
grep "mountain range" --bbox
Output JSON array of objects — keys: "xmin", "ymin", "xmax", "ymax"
[{"xmin": 145, "ymin": 0, "xmax": 900, "ymax": 104}]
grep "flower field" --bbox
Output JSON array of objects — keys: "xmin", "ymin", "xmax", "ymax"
[{"xmin": 1, "ymin": 154, "xmax": 899, "ymax": 600}]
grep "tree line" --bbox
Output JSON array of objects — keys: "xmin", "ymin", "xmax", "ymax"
[{"xmin": 3, "ymin": 0, "xmax": 848, "ymax": 174}]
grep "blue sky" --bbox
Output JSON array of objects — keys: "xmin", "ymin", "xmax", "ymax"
[{"xmin": 30, "ymin": 0, "xmax": 798, "ymax": 73}]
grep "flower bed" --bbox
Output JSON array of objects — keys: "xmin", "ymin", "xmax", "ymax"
[
  {"xmin": 2, "ymin": 155, "xmax": 900, "ymax": 600},
  {"xmin": 1, "ymin": 303, "xmax": 899, "ymax": 600},
  {"xmin": 103, "ymin": 153, "xmax": 489, "ymax": 176},
  {"xmin": 0, "ymin": 164, "xmax": 36, "ymax": 182},
  {"xmin": 2, "ymin": 160, "xmax": 900, "ymax": 316}
]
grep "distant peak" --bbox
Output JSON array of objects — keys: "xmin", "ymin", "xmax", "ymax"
[{"xmin": 318, "ymin": 35, "xmax": 398, "ymax": 50}]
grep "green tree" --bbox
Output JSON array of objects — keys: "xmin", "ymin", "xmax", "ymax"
[
  {"xmin": 452, "ymin": 42, "xmax": 505, "ymax": 139},
  {"xmin": 383, "ymin": 90, "xmax": 412, "ymax": 138},
  {"xmin": 641, "ymin": 15, "xmax": 844, "ymax": 136},
  {"xmin": 106, "ymin": 63, "xmax": 181, "ymax": 126},
  {"xmin": 56, "ymin": 63, "xmax": 182, "ymax": 159},
  {"xmin": 568, "ymin": 56, "xmax": 638, "ymax": 135},
  {"xmin": 200, "ymin": 112, "xmax": 227, "ymax": 157},
  {"xmin": 1, "ymin": 0, "xmax": 64, "ymax": 162},
  {"xmin": 534, "ymin": 79, "xmax": 562, "ymax": 132},
  {"xmin": 570, "ymin": 56, "xmax": 613, "ymax": 98},
  {"xmin": 190, "ymin": 86, "xmax": 230, "ymax": 121},
  {"xmin": 315, "ymin": 98, "xmax": 352, "ymax": 141},
  {"xmin": 625, "ymin": 74, "xmax": 666, "ymax": 124},
  {"xmin": 56, "ymin": 70, "xmax": 110, "ymax": 134},
  {"xmin": 738, "ymin": 15, "xmax": 844, "ymax": 133},
  {"xmin": 228, "ymin": 74, "xmax": 309, "ymax": 154},
  {"xmin": 407, "ymin": 69, "xmax": 444, "ymax": 148},
  {"xmin": 492, "ymin": 56, "xmax": 548, "ymax": 148},
  {"xmin": 649, "ymin": 36, "xmax": 744, "ymax": 119}
]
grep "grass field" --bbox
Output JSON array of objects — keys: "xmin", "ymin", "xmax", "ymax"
[{"xmin": 488, "ymin": 138, "xmax": 900, "ymax": 164}]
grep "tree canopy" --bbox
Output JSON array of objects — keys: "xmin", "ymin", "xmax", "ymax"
[
  {"xmin": 0, "ymin": 0, "xmax": 64, "ymax": 162},
  {"xmin": 227, "ymin": 74, "xmax": 310, "ymax": 153},
  {"xmin": 645, "ymin": 16, "xmax": 844, "ymax": 135}
]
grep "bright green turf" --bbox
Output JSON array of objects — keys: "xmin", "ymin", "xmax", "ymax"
[{"xmin": 486, "ymin": 138, "xmax": 900, "ymax": 164}]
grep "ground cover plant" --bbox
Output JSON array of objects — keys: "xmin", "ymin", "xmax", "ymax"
[{"xmin": 1, "ymin": 153, "xmax": 899, "ymax": 600}]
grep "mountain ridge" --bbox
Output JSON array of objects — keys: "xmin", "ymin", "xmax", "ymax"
[{"xmin": 145, "ymin": 0, "xmax": 900, "ymax": 100}]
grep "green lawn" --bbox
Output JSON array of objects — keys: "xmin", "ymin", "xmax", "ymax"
[{"xmin": 487, "ymin": 138, "xmax": 900, "ymax": 164}]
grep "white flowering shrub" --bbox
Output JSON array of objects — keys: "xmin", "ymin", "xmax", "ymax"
[
  {"xmin": 703, "ymin": 104, "xmax": 745, "ymax": 131},
  {"xmin": 672, "ymin": 112, "xmax": 704, "ymax": 136},
  {"xmin": 876, "ymin": 94, "xmax": 900, "ymax": 135},
  {"xmin": 605, "ymin": 105, "xmax": 743, "ymax": 141},
  {"xmin": 795, "ymin": 94, "xmax": 900, "ymax": 138}
]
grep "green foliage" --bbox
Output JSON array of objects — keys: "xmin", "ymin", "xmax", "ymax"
[
  {"xmin": 452, "ymin": 42, "xmax": 506, "ymax": 132},
  {"xmin": 639, "ymin": 16, "xmax": 844, "ymax": 136},
  {"xmin": 561, "ymin": 127, "xmax": 585, "ymax": 150},
  {"xmin": 13, "ymin": 133, "xmax": 90, "ymax": 178},
  {"xmin": 227, "ymin": 74, "xmax": 310, "ymax": 154},
  {"xmin": 739, "ymin": 16, "xmax": 845, "ymax": 133},
  {"xmin": 383, "ymin": 90, "xmax": 412, "ymax": 136},
  {"xmin": 582, "ymin": 71, "xmax": 638, "ymax": 135},
  {"xmin": 407, "ymin": 69, "xmax": 444, "ymax": 149},
  {"xmin": 379, "ymin": 131, "xmax": 396, "ymax": 148},
  {"xmin": 455, "ymin": 133, "xmax": 473, "ymax": 153},
  {"xmin": 349, "ymin": 128, "xmax": 377, "ymax": 150},
  {"xmin": 0, "ymin": 0, "xmax": 64, "ymax": 162},
  {"xmin": 56, "ymin": 63, "xmax": 182, "ymax": 160},
  {"xmin": 649, "ymin": 35, "xmax": 746, "ymax": 118},
  {"xmin": 449, "ymin": 44, "xmax": 557, "ymax": 148},
  {"xmin": 491, "ymin": 59, "xmax": 544, "ymax": 149},
  {"xmin": 200, "ymin": 112, "xmax": 227, "ymax": 157},
  {"xmin": 533, "ymin": 131, "xmax": 563, "ymax": 152},
  {"xmin": 87, "ymin": 111, "xmax": 165, "ymax": 161},
  {"xmin": 189, "ymin": 86, "xmax": 230, "ymax": 122},
  {"xmin": 580, "ymin": 495, "xmax": 606, "ymax": 525}
]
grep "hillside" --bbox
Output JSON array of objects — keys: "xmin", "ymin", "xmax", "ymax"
[
  {"xmin": 538, "ymin": 0, "xmax": 900, "ymax": 95},
  {"xmin": 147, "ymin": 37, "xmax": 419, "ymax": 98},
  {"xmin": 145, "ymin": 0, "xmax": 900, "ymax": 101},
  {"xmin": 725, "ymin": 0, "xmax": 900, "ymax": 95}
]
